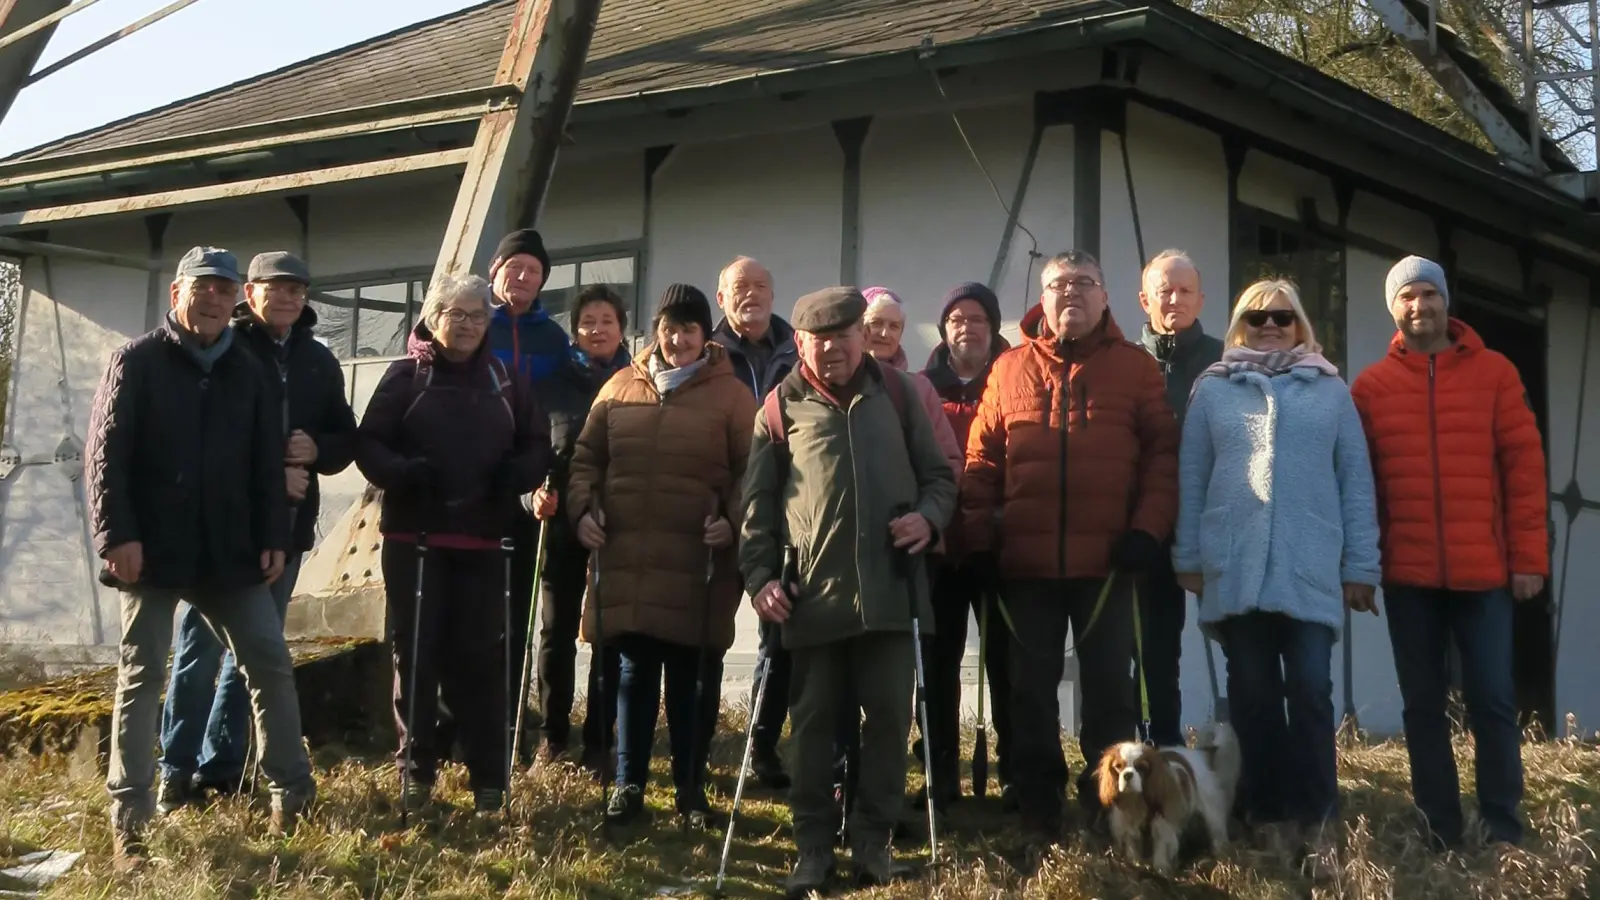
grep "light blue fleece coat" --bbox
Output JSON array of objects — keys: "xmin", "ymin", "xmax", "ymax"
[{"xmin": 1172, "ymin": 365, "xmax": 1382, "ymax": 638}]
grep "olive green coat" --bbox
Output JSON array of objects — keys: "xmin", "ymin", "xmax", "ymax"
[{"xmin": 738, "ymin": 357, "xmax": 958, "ymax": 650}]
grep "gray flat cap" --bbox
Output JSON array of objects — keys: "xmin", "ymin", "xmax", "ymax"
[
  {"xmin": 248, "ymin": 251, "xmax": 311, "ymax": 285},
  {"xmin": 176, "ymin": 246, "xmax": 241, "ymax": 283},
  {"xmin": 792, "ymin": 286, "xmax": 867, "ymax": 334}
]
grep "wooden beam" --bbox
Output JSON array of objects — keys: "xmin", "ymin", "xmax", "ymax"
[
  {"xmin": 0, "ymin": 149, "xmax": 468, "ymax": 229},
  {"xmin": 0, "ymin": 0, "xmax": 100, "ymax": 53},
  {"xmin": 0, "ymin": 234, "xmax": 159, "ymax": 270},
  {"xmin": 433, "ymin": 0, "xmax": 606, "ymax": 278},
  {"xmin": 23, "ymin": 0, "xmax": 206, "ymax": 87}
]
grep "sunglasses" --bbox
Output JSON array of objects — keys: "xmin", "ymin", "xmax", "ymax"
[{"xmin": 1243, "ymin": 309, "xmax": 1297, "ymax": 328}]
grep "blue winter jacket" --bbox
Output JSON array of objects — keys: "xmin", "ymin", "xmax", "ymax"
[
  {"xmin": 487, "ymin": 302, "xmax": 571, "ymax": 387},
  {"xmin": 1172, "ymin": 365, "xmax": 1382, "ymax": 637}
]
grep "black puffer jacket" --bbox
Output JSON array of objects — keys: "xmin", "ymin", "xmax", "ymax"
[
  {"xmin": 85, "ymin": 316, "xmax": 289, "ymax": 591},
  {"xmin": 524, "ymin": 346, "xmax": 632, "ymax": 561},
  {"xmin": 232, "ymin": 305, "xmax": 358, "ymax": 551}
]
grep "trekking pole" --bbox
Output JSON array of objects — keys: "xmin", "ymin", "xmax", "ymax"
[
  {"xmin": 715, "ymin": 544, "xmax": 794, "ymax": 897},
  {"xmin": 684, "ymin": 494, "xmax": 720, "ymax": 832},
  {"xmin": 972, "ymin": 591, "xmax": 990, "ymax": 800},
  {"xmin": 401, "ymin": 529, "xmax": 428, "ymax": 829},
  {"xmin": 893, "ymin": 504, "xmax": 939, "ymax": 864},
  {"xmin": 588, "ymin": 489, "xmax": 611, "ymax": 820},
  {"xmin": 512, "ymin": 475, "xmax": 554, "ymax": 769},
  {"xmin": 502, "ymin": 535, "xmax": 516, "ymax": 809}
]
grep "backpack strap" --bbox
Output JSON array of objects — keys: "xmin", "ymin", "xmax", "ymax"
[
  {"xmin": 402, "ymin": 356, "xmax": 516, "ymax": 428},
  {"xmin": 880, "ymin": 365, "xmax": 912, "ymax": 439},
  {"xmin": 762, "ymin": 387, "xmax": 792, "ymax": 485}
]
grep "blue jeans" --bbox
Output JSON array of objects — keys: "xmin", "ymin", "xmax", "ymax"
[
  {"xmin": 1216, "ymin": 612, "xmax": 1338, "ymax": 827},
  {"xmin": 159, "ymin": 552, "xmax": 301, "ymax": 787},
  {"xmin": 1384, "ymin": 586, "xmax": 1524, "ymax": 846},
  {"xmin": 614, "ymin": 634, "xmax": 723, "ymax": 809}
]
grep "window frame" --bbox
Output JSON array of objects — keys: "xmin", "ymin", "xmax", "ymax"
[
  {"xmin": 1231, "ymin": 203, "xmax": 1348, "ymax": 372},
  {"xmin": 309, "ymin": 267, "xmax": 431, "ymax": 363}
]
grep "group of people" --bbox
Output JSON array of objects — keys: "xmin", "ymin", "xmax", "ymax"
[{"xmin": 85, "ymin": 226, "xmax": 1549, "ymax": 897}]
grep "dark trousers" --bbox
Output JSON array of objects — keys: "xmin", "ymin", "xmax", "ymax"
[
  {"xmin": 383, "ymin": 540, "xmax": 508, "ymax": 791},
  {"xmin": 1385, "ymin": 586, "xmax": 1524, "ymax": 845},
  {"xmin": 535, "ymin": 534, "xmax": 590, "ymax": 750},
  {"xmin": 614, "ymin": 633, "xmax": 724, "ymax": 807},
  {"xmin": 1216, "ymin": 612, "xmax": 1337, "ymax": 827},
  {"xmin": 752, "ymin": 619, "xmax": 793, "ymax": 760},
  {"xmin": 582, "ymin": 643, "xmax": 620, "ymax": 759},
  {"xmin": 923, "ymin": 560, "xmax": 1012, "ymax": 793},
  {"xmin": 1006, "ymin": 577, "xmax": 1136, "ymax": 831},
  {"xmin": 1136, "ymin": 548, "xmax": 1187, "ymax": 747}
]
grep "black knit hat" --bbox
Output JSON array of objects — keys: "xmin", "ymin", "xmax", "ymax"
[
  {"xmin": 938, "ymin": 281, "xmax": 1002, "ymax": 343},
  {"xmin": 491, "ymin": 228, "xmax": 552, "ymax": 279},
  {"xmin": 653, "ymin": 283, "xmax": 714, "ymax": 337}
]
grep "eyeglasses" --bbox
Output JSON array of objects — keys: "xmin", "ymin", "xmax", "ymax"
[
  {"xmin": 1242, "ymin": 309, "xmax": 1296, "ymax": 328},
  {"xmin": 441, "ymin": 308, "xmax": 489, "ymax": 325},
  {"xmin": 945, "ymin": 314, "xmax": 990, "ymax": 329},
  {"xmin": 1045, "ymin": 277, "xmax": 1102, "ymax": 295}
]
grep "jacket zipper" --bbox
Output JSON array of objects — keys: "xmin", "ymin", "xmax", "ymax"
[
  {"xmin": 1052, "ymin": 377, "xmax": 1068, "ymax": 578},
  {"xmin": 1428, "ymin": 355, "xmax": 1450, "ymax": 586}
]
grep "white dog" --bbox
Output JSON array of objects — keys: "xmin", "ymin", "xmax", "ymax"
[{"xmin": 1094, "ymin": 723, "xmax": 1241, "ymax": 874}]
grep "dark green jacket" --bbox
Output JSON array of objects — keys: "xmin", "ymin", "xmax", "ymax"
[
  {"xmin": 1138, "ymin": 321, "xmax": 1223, "ymax": 431},
  {"xmin": 738, "ymin": 357, "xmax": 958, "ymax": 650}
]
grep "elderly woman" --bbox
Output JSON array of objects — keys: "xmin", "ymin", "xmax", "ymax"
[
  {"xmin": 567, "ymin": 284, "xmax": 758, "ymax": 829},
  {"xmin": 523, "ymin": 285, "xmax": 633, "ymax": 772},
  {"xmin": 1172, "ymin": 279, "xmax": 1380, "ymax": 876},
  {"xmin": 356, "ymin": 273, "xmax": 551, "ymax": 814}
]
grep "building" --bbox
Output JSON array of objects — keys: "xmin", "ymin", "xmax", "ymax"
[{"xmin": 1, "ymin": 0, "xmax": 1596, "ymax": 736}]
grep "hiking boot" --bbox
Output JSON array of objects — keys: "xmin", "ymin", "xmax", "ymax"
[
  {"xmin": 155, "ymin": 772, "xmax": 196, "ymax": 816},
  {"xmin": 473, "ymin": 789, "xmax": 505, "ymax": 815},
  {"xmin": 270, "ymin": 780, "xmax": 317, "ymax": 837},
  {"xmin": 401, "ymin": 778, "xmax": 432, "ymax": 812},
  {"xmin": 850, "ymin": 839, "xmax": 899, "ymax": 887},
  {"xmin": 784, "ymin": 848, "xmax": 837, "ymax": 899},
  {"xmin": 751, "ymin": 751, "xmax": 792, "ymax": 790},
  {"xmin": 677, "ymin": 793, "xmax": 724, "ymax": 831},
  {"xmin": 605, "ymin": 783, "xmax": 645, "ymax": 826},
  {"xmin": 1000, "ymin": 781, "xmax": 1020, "ymax": 812},
  {"xmin": 1302, "ymin": 823, "xmax": 1340, "ymax": 881},
  {"xmin": 110, "ymin": 803, "xmax": 148, "ymax": 875}
]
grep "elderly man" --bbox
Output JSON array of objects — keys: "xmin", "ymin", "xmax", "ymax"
[
  {"xmin": 157, "ymin": 251, "xmax": 356, "ymax": 808},
  {"xmin": 1133, "ymin": 249, "xmax": 1221, "ymax": 747},
  {"xmin": 1351, "ymin": 256, "xmax": 1547, "ymax": 850},
  {"xmin": 963, "ymin": 250, "xmax": 1178, "ymax": 849},
  {"xmin": 711, "ymin": 255, "xmax": 800, "ymax": 789},
  {"xmin": 742, "ymin": 287, "xmax": 957, "ymax": 895},
  {"xmin": 86, "ymin": 247, "xmax": 315, "ymax": 870}
]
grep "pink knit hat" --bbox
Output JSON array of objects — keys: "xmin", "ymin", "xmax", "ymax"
[{"xmin": 861, "ymin": 286, "xmax": 903, "ymax": 318}]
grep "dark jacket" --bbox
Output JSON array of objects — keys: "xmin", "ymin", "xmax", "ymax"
[
  {"xmin": 356, "ymin": 323, "xmax": 551, "ymax": 542},
  {"xmin": 488, "ymin": 301, "xmax": 571, "ymax": 388},
  {"xmin": 711, "ymin": 314, "xmax": 798, "ymax": 399},
  {"xmin": 921, "ymin": 337, "xmax": 1011, "ymax": 558},
  {"xmin": 1137, "ymin": 321, "xmax": 1222, "ymax": 432},
  {"xmin": 85, "ymin": 316, "xmax": 289, "ymax": 591},
  {"xmin": 231, "ymin": 305, "xmax": 358, "ymax": 552},
  {"xmin": 525, "ymin": 344, "xmax": 633, "ymax": 559}
]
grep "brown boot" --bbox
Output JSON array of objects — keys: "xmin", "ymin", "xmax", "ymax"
[
  {"xmin": 110, "ymin": 803, "xmax": 148, "ymax": 874},
  {"xmin": 270, "ymin": 780, "xmax": 318, "ymax": 837}
]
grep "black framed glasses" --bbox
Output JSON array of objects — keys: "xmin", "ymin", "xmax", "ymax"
[
  {"xmin": 1243, "ymin": 309, "xmax": 1296, "ymax": 328},
  {"xmin": 1045, "ymin": 277, "xmax": 1102, "ymax": 295}
]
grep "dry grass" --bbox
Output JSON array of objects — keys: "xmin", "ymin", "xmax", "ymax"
[{"xmin": 1, "ymin": 707, "xmax": 1597, "ymax": 899}]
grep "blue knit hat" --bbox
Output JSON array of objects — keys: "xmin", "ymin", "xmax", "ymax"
[{"xmin": 1385, "ymin": 256, "xmax": 1449, "ymax": 309}]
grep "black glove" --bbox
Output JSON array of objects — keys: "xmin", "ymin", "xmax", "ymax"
[{"xmin": 1111, "ymin": 529, "xmax": 1165, "ymax": 575}]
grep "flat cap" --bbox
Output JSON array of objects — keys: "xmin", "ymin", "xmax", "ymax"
[
  {"xmin": 248, "ymin": 251, "xmax": 311, "ymax": 285},
  {"xmin": 792, "ymin": 286, "xmax": 867, "ymax": 334},
  {"xmin": 176, "ymin": 246, "xmax": 241, "ymax": 283}
]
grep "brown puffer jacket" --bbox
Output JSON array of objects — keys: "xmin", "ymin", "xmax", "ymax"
[
  {"xmin": 567, "ymin": 342, "xmax": 759, "ymax": 650},
  {"xmin": 962, "ymin": 305, "xmax": 1179, "ymax": 579}
]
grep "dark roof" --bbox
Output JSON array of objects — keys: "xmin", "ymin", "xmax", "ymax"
[{"xmin": 13, "ymin": 0, "xmax": 1096, "ymax": 162}]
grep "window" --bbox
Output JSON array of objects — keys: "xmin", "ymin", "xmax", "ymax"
[
  {"xmin": 309, "ymin": 274, "xmax": 427, "ymax": 361},
  {"xmin": 1233, "ymin": 206, "xmax": 1346, "ymax": 371},
  {"xmin": 540, "ymin": 250, "xmax": 640, "ymax": 338}
]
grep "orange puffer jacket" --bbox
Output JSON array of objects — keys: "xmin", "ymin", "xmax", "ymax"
[
  {"xmin": 1350, "ymin": 320, "xmax": 1548, "ymax": 590},
  {"xmin": 961, "ymin": 305, "xmax": 1178, "ymax": 580}
]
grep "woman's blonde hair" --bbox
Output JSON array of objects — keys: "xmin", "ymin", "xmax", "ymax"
[
  {"xmin": 1223, "ymin": 278, "xmax": 1321, "ymax": 352},
  {"xmin": 420, "ymin": 272, "xmax": 493, "ymax": 332}
]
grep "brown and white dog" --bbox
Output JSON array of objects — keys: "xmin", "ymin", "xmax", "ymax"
[{"xmin": 1094, "ymin": 723, "xmax": 1241, "ymax": 874}]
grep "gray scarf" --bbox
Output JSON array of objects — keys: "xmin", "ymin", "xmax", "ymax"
[
  {"xmin": 650, "ymin": 350, "xmax": 708, "ymax": 395},
  {"xmin": 169, "ymin": 312, "xmax": 234, "ymax": 373}
]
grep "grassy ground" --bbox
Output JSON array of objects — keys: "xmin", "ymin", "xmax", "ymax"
[{"xmin": 1, "ymin": 708, "xmax": 1597, "ymax": 899}]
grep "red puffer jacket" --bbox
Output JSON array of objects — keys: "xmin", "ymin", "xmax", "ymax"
[
  {"xmin": 961, "ymin": 306, "xmax": 1178, "ymax": 579},
  {"xmin": 1350, "ymin": 320, "xmax": 1548, "ymax": 590}
]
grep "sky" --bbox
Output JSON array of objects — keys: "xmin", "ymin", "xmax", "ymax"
[{"xmin": 0, "ymin": 0, "xmax": 478, "ymax": 157}]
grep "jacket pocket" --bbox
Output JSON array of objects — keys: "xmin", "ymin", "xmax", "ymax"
[
  {"xmin": 1294, "ymin": 513, "xmax": 1345, "ymax": 599},
  {"xmin": 1198, "ymin": 506, "xmax": 1232, "ymax": 576}
]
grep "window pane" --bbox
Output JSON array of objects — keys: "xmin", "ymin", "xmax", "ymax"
[
  {"xmin": 311, "ymin": 289, "xmax": 356, "ymax": 360},
  {"xmin": 580, "ymin": 257, "xmax": 634, "ymax": 285},
  {"xmin": 356, "ymin": 282, "xmax": 410, "ymax": 358}
]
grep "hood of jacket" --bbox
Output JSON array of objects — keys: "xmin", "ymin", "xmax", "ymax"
[
  {"xmin": 1384, "ymin": 317, "xmax": 1488, "ymax": 368},
  {"xmin": 1019, "ymin": 303, "xmax": 1126, "ymax": 361},
  {"xmin": 921, "ymin": 336, "xmax": 1012, "ymax": 396}
]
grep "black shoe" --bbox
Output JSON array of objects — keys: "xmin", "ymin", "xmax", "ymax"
[
  {"xmin": 606, "ymin": 783, "xmax": 645, "ymax": 826},
  {"xmin": 473, "ymin": 789, "xmax": 505, "ymax": 814},
  {"xmin": 156, "ymin": 772, "xmax": 196, "ymax": 815},
  {"xmin": 751, "ymin": 752, "xmax": 792, "ymax": 790},
  {"xmin": 1000, "ymin": 782, "xmax": 1020, "ymax": 812},
  {"xmin": 785, "ymin": 849, "xmax": 837, "ymax": 899}
]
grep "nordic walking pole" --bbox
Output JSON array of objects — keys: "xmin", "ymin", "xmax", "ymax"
[
  {"xmin": 587, "ymin": 488, "xmax": 611, "ymax": 819},
  {"xmin": 893, "ymin": 504, "xmax": 939, "ymax": 864},
  {"xmin": 684, "ymin": 494, "xmax": 720, "ymax": 832},
  {"xmin": 502, "ymin": 535, "xmax": 517, "ymax": 809},
  {"xmin": 972, "ymin": 592, "xmax": 990, "ymax": 800},
  {"xmin": 512, "ymin": 475, "xmax": 554, "ymax": 768},
  {"xmin": 715, "ymin": 544, "xmax": 795, "ymax": 897},
  {"xmin": 401, "ymin": 528, "xmax": 429, "ymax": 829}
]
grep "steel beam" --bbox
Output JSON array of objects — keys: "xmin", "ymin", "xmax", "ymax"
[
  {"xmin": 23, "ymin": 0, "xmax": 207, "ymax": 87},
  {"xmin": 432, "ymin": 0, "xmax": 605, "ymax": 278},
  {"xmin": 0, "ymin": 235, "xmax": 159, "ymax": 270},
  {"xmin": 0, "ymin": 0, "xmax": 70, "ymax": 128},
  {"xmin": 1367, "ymin": 0, "xmax": 1542, "ymax": 173},
  {"xmin": 0, "ymin": 149, "xmax": 468, "ymax": 230}
]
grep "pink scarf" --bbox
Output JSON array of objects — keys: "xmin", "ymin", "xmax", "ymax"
[{"xmin": 1190, "ymin": 345, "xmax": 1338, "ymax": 405}]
